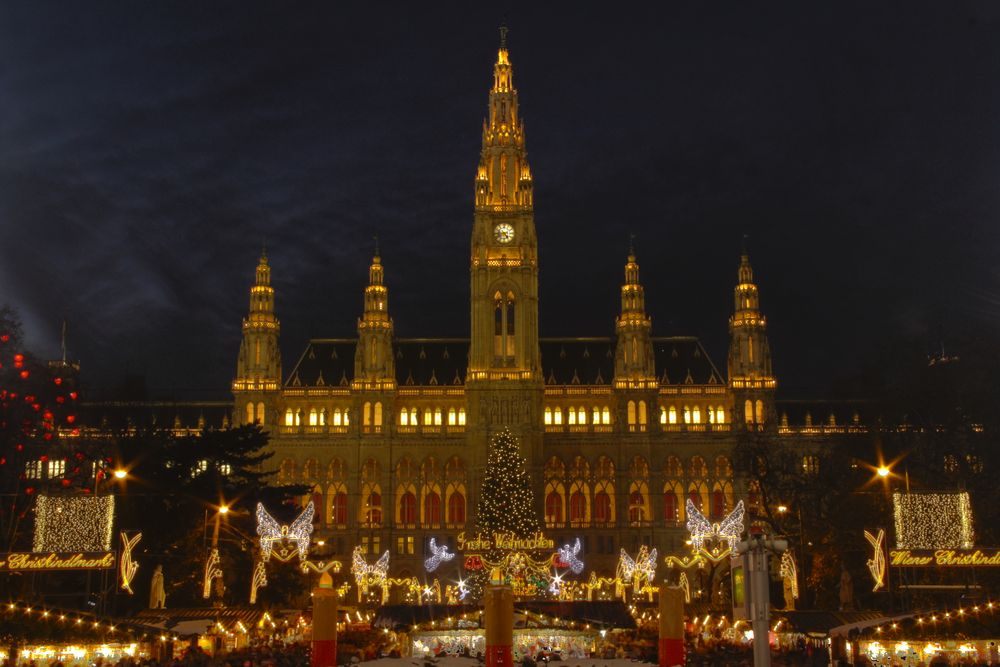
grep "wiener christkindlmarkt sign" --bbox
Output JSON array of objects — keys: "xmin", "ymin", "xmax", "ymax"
[
  {"xmin": 0, "ymin": 551, "xmax": 115, "ymax": 571},
  {"xmin": 889, "ymin": 548, "xmax": 1000, "ymax": 567}
]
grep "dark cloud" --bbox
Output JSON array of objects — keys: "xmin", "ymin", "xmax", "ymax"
[{"xmin": 2, "ymin": 2, "xmax": 999, "ymax": 396}]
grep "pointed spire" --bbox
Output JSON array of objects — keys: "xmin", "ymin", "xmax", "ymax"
[{"xmin": 499, "ymin": 22, "xmax": 508, "ymax": 50}]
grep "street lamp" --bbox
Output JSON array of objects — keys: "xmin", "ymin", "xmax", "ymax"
[
  {"xmin": 877, "ymin": 466, "xmax": 890, "ymax": 478},
  {"xmin": 114, "ymin": 469, "xmax": 127, "ymax": 480}
]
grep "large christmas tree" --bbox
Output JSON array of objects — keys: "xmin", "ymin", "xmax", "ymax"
[{"xmin": 475, "ymin": 428, "xmax": 541, "ymax": 538}]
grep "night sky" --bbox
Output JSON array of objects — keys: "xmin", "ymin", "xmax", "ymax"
[{"xmin": 2, "ymin": 2, "xmax": 999, "ymax": 398}]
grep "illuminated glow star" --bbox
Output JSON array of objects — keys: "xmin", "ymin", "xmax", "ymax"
[
  {"xmin": 556, "ymin": 538, "xmax": 585, "ymax": 574},
  {"xmin": 686, "ymin": 499, "xmax": 744, "ymax": 552},
  {"xmin": 257, "ymin": 501, "xmax": 315, "ymax": 561},
  {"xmin": 424, "ymin": 538, "xmax": 455, "ymax": 572}
]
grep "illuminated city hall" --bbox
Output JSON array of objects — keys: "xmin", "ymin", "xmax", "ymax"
[{"xmin": 231, "ymin": 35, "xmax": 782, "ymax": 581}]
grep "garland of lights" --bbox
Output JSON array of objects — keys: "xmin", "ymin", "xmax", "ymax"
[
  {"xmin": 33, "ymin": 495, "xmax": 115, "ymax": 553},
  {"xmin": 424, "ymin": 538, "xmax": 455, "ymax": 572},
  {"xmin": 865, "ymin": 528, "xmax": 887, "ymax": 592},
  {"xmin": 892, "ymin": 491, "xmax": 974, "ymax": 550},
  {"xmin": 249, "ymin": 560, "xmax": 268, "ymax": 604},
  {"xmin": 118, "ymin": 532, "xmax": 142, "ymax": 595},
  {"xmin": 0, "ymin": 600, "xmax": 175, "ymax": 641},
  {"xmin": 779, "ymin": 551, "xmax": 798, "ymax": 600},
  {"xmin": 202, "ymin": 548, "xmax": 222, "ymax": 600},
  {"xmin": 422, "ymin": 578, "xmax": 443, "ymax": 603},
  {"xmin": 257, "ymin": 501, "xmax": 315, "ymax": 561}
]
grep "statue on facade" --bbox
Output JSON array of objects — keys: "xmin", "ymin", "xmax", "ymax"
[
  {"xmin": 838, "ymin": 563, "xmax": 854, "ymax": 610},
  {"xmin": 149, "ymin": 564, "xmax": 166, "ymax": 609}
]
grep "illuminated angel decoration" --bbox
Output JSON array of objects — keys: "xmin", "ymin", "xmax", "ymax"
[
  {"xmin": 351, "ymin": 546, "xmax": 390, "ymax": 602},
  {"xmin": 256, "ymin": 501, "xmax": 314, "ymax": 561},
  {"xmin": 617, "ymin": 546, "xmax": 658, "ymax": 596},
  {"xmin": 424, "ymin": 538, "xmax": 455, "ymax": 572},
  {"xmin": 555, "ymin": 538, "xmax": 585, "ymax": 574},
  {"xmin": 686, "ymin": 499, "xmax": 745, "ymax": 552}
]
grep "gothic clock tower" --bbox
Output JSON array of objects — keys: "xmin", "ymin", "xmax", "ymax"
[{"xmin": 467, "ymin": 27, "xmax": 544, "ymax": 473}]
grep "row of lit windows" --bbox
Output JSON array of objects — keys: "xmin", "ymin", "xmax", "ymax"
[
  {"xmin": 659, "ymin": 405, "xmax": 727, "ymax": 425},
  {"xmin": 543, "ymin": 482, "xmax": 734, "ymax": 527},
  {"xmin": 284, "ymin": 406, "xmax": 352, "ymax": 427},
  {"xmin": 398, "ymin": 407, "xmax": 467, "ymax": 427},
  {"xmin": 25, "ymin": 460, "xmax": 67, "ymax": 480},
  {"xmin": 544, "ymin": 406, "xmax": 612, "ymax": 425}
]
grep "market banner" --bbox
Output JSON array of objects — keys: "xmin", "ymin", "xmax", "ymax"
[
  {"xmin": 888, "ymin": 548, "xmax": 1000, "ymax": 567},
  {"xmin": 0, "ymin": 551, "xmax": 115, "ymax": 571}
]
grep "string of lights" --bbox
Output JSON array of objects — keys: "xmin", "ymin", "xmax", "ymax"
[
  {"xmin": 892, "ymin": 491, "xmax": 974, "ymax": 550},
  {"xmin": 33, "ymin": 494, "xmax": 115, "ymax": 552}
]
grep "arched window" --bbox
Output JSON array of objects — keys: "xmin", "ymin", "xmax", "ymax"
[
  {"xmin": 545, "ymin": 491, "xmax": 564, "ymax": 525},
  {"xmin": 410, "ymin": 408, "xmax": 417, "ymax": 425},
  {"xmin": 365, "ymin": 491, "xmax": 382, "ymax": 526},
  {"xmin": 302, "ymin": 458, "xmax": 319, "ymax": 480},
  {"xmin": 628, "ymin": 489, "xmax": 646, "ymax": 525},
  {"xmin": 398, "ymin": 491, "xmax": 417, "ymax": 525},
  {"xmin": 423, "ymin": 408, "xmax": 432, "ymax": 426},
  {"xmin": 553, "ymin": 408, "xmax": 563, "ymax": 425},
  {"xmin": 710, "ymin": 485, "xmax": 726, "ymax": 520},
  {"xmin": 683, "ymin": 406, "xmax": 691, "ymax": 424},
  {"xmin": 363, "ymin": 401, "xmax": 372, "ymax": 426},
  {"xmin": 295, "ymin": 409, "xmax": 302, "ymax": 426},
  {"xmin": 755, "ymin": 400, "xmax": 764, "ymax": 424},
  {"xmin": 627, "ymin": 400, "xmax": 636, "ymax": 425},
  {"xmin": 327, "ymin": 485, "xmax": 348, "ymax": 527},
  {"xmin": 256, "ymin": 402, "xmax": 265, "ymax": 425},
  {"xmin": 638, "ymin": 400, "xmax": 647, "ymax": 425},
  {"xmin": 716, "ymin": 406, "xmax": 726, "ymax": 424},
  {"xmin": 688, "ymin": 487, "xmax": 703, "ymax": 512},
  {"xmin": 309, "ymin": 408, "xmax": 318, "ymax": 426},
  {"xmin": 569, "ymin": 489, "xmax": 587, "ymax": 525},
  {"xmin": 659, "ymin": 406, "xmax": 667, "ymax": 424},
  {"xmin": 493, "ymin": 290, "xmax": 516, "ymax": 362},
  {"xmin": 284, "ymin": 409, "xmax": 294, "ymax": 426},
  {"xmin": 578, "ymin": 407, "xmax": 586, "ymax": 425},
  {"xmin": 279, "ymin": 459, "xmax": 296, "ymax": 482},
  {"xmin": 602, "ymin": 406, "xmax": 611, "ymax": 424},
  {"xmin": 361, "ymin": 459, "xmax": 382, "ymax": 527},
  {"xmin": 692, "ymin": 405, "xmax": 701, "ymax": 424},
  {"xmin": 544, "ymin": 407, "xmax": 552, "ymax": 425},
  {"xmin": 593, "ymin": 407, "xmax": 601, "ymax": 424},
  {"xmin": 669, "ymin": 406, "xmax": 677, "ymax": 424},
  {"xmin": 319, "ymin": 408, "xmax": 326, "ymax": 426},
  {"xmin": 447, "ymin": 491, "xmax": 466, "ymax": 525},
  {"xmin": 745, "ymin": 400, "xmax": 754, "ymax": 424},
  {"xmin": 458, "ymin": 408, "xmax": 466, "ymax": 425},
  {"xmin": 423, "ymin": 491, "xmax": 441, "ymax": 527},
  {"xmin": 568, "ymin": 408, "xmax": 576, "ymax": 425},
  {"xmin": 246, "ymin": 402, "xmax": 254, "ymax": 424},
  {"xmin": 594, "ymin": 489, "xmax": 612, "ymax": 525},
  {"xmin": 374, "ymin": 402, "xmax": 383, "ymax": 426},
  {"xmin": 448, "ymin": 407, "xmax": 456, "ymax": 426},
  {"xmin": 400, "ymin": 409, "xmax": 409, "ymax": 426},
  {"xmin": 663, "ymin": 486, "xmax": 679, "ymax": 525}
]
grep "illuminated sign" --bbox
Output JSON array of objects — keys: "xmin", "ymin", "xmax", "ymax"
[
  {"xmin": 888, "ymin": 549, "xmax": 1000, "ymax": 567},
  {"xmin": 455, "ymin": 531, "xmax": 554, "ymax": 552},
  {"xmin": 0, "ymin": 552, "xmax": 115, "ymax": 571}
]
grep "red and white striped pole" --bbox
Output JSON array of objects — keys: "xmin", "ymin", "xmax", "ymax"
[
  {"xmin": 485, "ymin": 585, "xmax": 514, "ymax": 667},
  {"xmin": 312, "ymin": 573, "xmax": 338, "ymax": 667},
  {"xmin": 659, "ymin": 585, "xmax": 685, "ymax": 667}
]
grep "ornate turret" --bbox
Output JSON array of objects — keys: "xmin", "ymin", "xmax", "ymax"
[
  {"xmin": 354, "ymin": 246, "xmax": 396, "ymax": 390},
  {"xmin": 233, "ymin": 249, "xmax": 281, "ymax": 425},
  {"xmin": 614, "ymin": 246, "xmax": 656, "ymax": 389},
  {"xmin": 727, "ymin": 248, "xmax": 776, "ymax": 430}
]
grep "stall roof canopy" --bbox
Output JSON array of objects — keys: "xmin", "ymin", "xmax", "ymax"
[
  {"xmin": 133, "ymin": 607, "xmax": 276, "ymax": 635},
  {"xmin": 772, "ymin": 610, "xmax": 890, "ymax": 637},
  {"xmin": 373, "ymin": 601, "xmax": 635, "ymax": 631}
]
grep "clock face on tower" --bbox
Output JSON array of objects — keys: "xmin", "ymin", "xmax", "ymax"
[{"xmin": 494, "ymin": 223, "xmax": 515, "ymax": 244}]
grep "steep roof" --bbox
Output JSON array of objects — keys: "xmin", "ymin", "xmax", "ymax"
[{"xmin": 286, "ymin": 336, "xmax": 724, "ymax": 388}]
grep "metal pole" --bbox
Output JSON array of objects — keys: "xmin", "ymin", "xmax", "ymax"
[{"xmin": 749, "ymin": 546, "xmax": 771, "ymax": 667}]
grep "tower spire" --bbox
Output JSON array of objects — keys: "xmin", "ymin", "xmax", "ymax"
[
  {"xmin": 727, "ymin": 245, "xmax": 776, "ymax": 430},
  {"xmin": 354, "ymin": 249, "xmax": 395, "ymax": 389},
  {"xmin": 499, "ymin": 22, "xmax": 508, "ymax": 50},
  {"xmin": 614, "ymin": 245, "xmax": 655, "ymax": 388},
  {"xmin": 234, "ymin": 251, "xmax": 281, "ymax": 424}
]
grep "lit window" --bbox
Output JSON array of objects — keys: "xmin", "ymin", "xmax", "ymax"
[
  {"xmin": 47, "ymin": 459, "xmax": 65, "ymax": 478},
  {"xmin": 374, "ymin": 402, "xmax": 383, "ymax": 426},
  {"xmin": 660, "ymin": 407, "xmax": 667, "ymax": 425},
  {"xmin": 333, "ymin": 408, "xmax": 343, "ymax": 426},
  {"xmin": 284, "ymin": 409, "xmax": 294, "ymax": 426},
  {"xmin": 683, "ymin": 406, "xmax": 691, "ymax": 424},
  {"xmin": 639, "ymin": 401, "xmax": 647, "ymax": 425},
  {"xmin": 544, "ymin": 408, "xmax": 552, "ymax": 425},
  {"xmin": 219, "ymin": 463, "xmax": 232, "ymax": 476},
  {"xmin": 448, "ymin": 408, "xmax": 456, "ymax": 426},
  {"xmin": 554, "ymin": 408, "xmax": 563, "ymax": 425},
  {"xmin": 568, "ymin": 409, "xmax": 576, "ymax": 425},
  {"xmin": 309, "ymin": 408, "xmax": 318, "ymax": 426},
  {"xmin": 602, "ymin": 407, "xmax": 611, "ymax": 424},
  {"xmin": 410, "ymin": 408, "xmax": 417, "ymax": 425},
  {"xmin": 192, "ymin": 460, "xmax": 208, "ymax": 478},
  {"xmin": 319, "ymin": 408, "xmax": 326, "ymax": 426},
  {"xmin": 458, "ymin": 408, "xmax": 466, "ymax": 426},
  {"xmin": 578, "ymin": 407, "xmax": 586, "ymax": 424},
  {"xmin": 246, "ymin": 402, "xmax": 254, "ymax": 425},
  {"xmin": 592, "ymin": 407, "xmax": 601, "ymax": 424},
  {"xmin": 423, "ymin": 409, "xmax": 432, "ymax": 426},
  {"xmin": 434, "ymin": 407, "xmax": 442, "ymax": 426},
  {"xmin": 692, "ymin": 406, "xmax": 701, "ymax": 424},
  {"xmin": 627, "ymin": 401, "xmax": 636, "ymax": 425},
  {"xmin": 256, "ymin": 402, "xmax": 265, "ymax": 425},
  {"xmin": 716, "ymin": 407, "xmax": 725, "ymax": 424},
  {"xmin": 668, "ymin": 406, "xmax": 677, "ymax": 424},
  {"xmin": 400, "ymin": 409, "xmax": 409, "ymax": 426}
]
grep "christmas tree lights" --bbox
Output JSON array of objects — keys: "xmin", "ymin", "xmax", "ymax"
[
  {"xmin": 476, "ymin": 429, "xmax": 542, "ymax": 539},
  {"xmin": 33, "ymin": 494, "xmax": 114, "ymax": 552}
]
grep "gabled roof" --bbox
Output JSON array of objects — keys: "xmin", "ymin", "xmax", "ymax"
[{"xmin": 287, "ymin": 336, "xmax": 724, "ymax": 388}]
